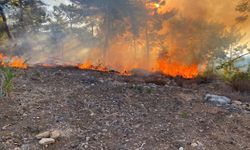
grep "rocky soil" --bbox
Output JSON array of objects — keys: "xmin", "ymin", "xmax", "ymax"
[{"xmin": 0, "ymin": 67, "xmax": 250, "ymax": 150}]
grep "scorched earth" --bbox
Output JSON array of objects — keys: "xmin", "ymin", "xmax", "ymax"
[{"xmin": 0, "ymin": 67, "xmax": 250, "ymax": 150}]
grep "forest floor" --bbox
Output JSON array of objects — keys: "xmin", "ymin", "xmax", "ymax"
[{"xmin": 0, "ymin": 67, "xmax": 250, "ymax": 150}]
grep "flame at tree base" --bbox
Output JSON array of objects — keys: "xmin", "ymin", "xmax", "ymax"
[{"xmin": 157, "ymin": 59, "xmax": 201, "ymax": 79}]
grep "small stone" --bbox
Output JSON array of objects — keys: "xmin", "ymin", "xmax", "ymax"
[
  {"xmin": 233, "ymin": 100, "xmax": 242, "ymax": 105},
  {"xmin": 102, "ymin": 129, "xmax": 108, "ymax": 132},
  {"xmin": 179, "ymin": 147, "xmax": 184, "ymax": 150},
  {"xmin": 50, "ymin": 130, "xmax": 61, "ymax": 139},
  {"xmin": 21, "ymin": 144, "xmax": 30, "ymax": 150},
  {"xmin": 197, "ymin": 141, "xmax": 203, "ymax": 147},
  {"xmin": 86, "ymin": 137, "xmax": 90, "ymax": 142},
  {"xmin": 84, "ymin": 144, "xmax": 89, "ymax": 148},
  {"xmin": 39, "ymin": 138, "xmax": 55, "ymax": 145},
  {"xmin": 197, "ymin": 141, "xmax": 204, "ymax": 149},
  {"xmin": 36, "ymin": 131, "xmax": 50, "ymax": 139},
  {"xmin": 191, "ymin": 143, "xmax": 198, "ymax": 147}
]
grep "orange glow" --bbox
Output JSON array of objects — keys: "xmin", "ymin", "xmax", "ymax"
[
  {"xmin": 154, "ymin": 3, "xmax": 160, "ymax": 8},
  {"xmin": 146, "ymin": 1, "xmax": 161, "ymax": 15},
  {"xmin": 1, "ymin": 0, "xmax": 221, "ymax": 79},
  {"xmin": 157, "ymin": 59, "xmax": 201, "ymax": 78},
  {"xmin": 0, "ymin": 53, "xmax": 4, "ymax": 66},
  {"xmin": 78, "ymin": 60, "xmax": 92, "ymax": 70},
  {"xmin": 78, "ymin": 60, "xmax": 108, "ymax": 72},
  {"xmin": 0, "ymin": 53, "xmax": 27, "ymax": 69},
  {"xmin": 146, "ymin": 2, "xmax": 160, "ymax": 9}
]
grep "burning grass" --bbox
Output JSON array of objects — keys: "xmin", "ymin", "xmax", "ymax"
[
  {"xmin": 0, "ymin": 52, "xmax": 206, "ymax": 79},
  {"xmin": 0, "ymin": 53, "xmax": 27, "ymax": 69}
]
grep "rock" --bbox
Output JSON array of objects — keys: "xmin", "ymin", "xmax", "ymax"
[
  {"xmin": 197, "ymin": 141, "xmax": 204, "ymax": 149},
  {"xmin": 204, "ymin": 94, "xmax": 231, "ymax": 106},
  {"xmin": 191, "ymin": 143, "xmax": 198, "ymax": 147},
  {"xmin": 39, "ymin": 138, "xmax": 55, "ymax": 145},
  {"xmin": 86, "ymin": 137, "xmax": 90, "ymax": 142},
  {"xmin": 36, "ymin": 131, "xmax": 50, "ymax": 139},
  {"xmin": 21, "ymin": 144, "xmax": 31, "ymax": 150},
  {"xmin": 233, "ymin": 100, "xmax": 242, "ymax": 105},
  {"xmin": 102, "ymin": 129, "xmax": 108, "ymax": 132},
  {"xmin": 179, "ymin": 147, "xmax": 184, "ymax": 150},
  {"xmin": 50, "ymin": 130, "xmax": 61, "ymax": 139}
]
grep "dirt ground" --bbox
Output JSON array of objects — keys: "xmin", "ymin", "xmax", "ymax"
[{"xmin": 0, "ymin": 67, "xmax": 250, "ymax": 150}]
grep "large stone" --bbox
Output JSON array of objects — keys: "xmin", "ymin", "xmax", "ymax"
[
  {"xmin": 50, "ymin": 130, "xmax": 61, "ymax": 139},
  {"xmin": 191, "ymin": 143, "xmax": 198, "ymax": 147},
  {"xmin": 35, "ymin": 131, "xmax": 50, "ymax": 139},
  {"xmin": 204, "ymin": 94, "xmax": 231, "ymax": 106},
  {"xmin": 39, "ymin": 138, "xmax": 55, "ymax": 145}
]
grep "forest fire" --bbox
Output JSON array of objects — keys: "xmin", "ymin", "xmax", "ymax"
[
  {"xmin": 78, "ymin": 61, "xmax": 109, "ymax": 72},
  {"xmin": 1, "ymin": 1, "xmax": 250, "ymax": 149},
  {"xmin": 0, "ymin": 0, "xmax": 249, "ymax": 79},
  {"xmin": 0, "ymin": 53, "xmax": 27, "ymax": 69},
  {"xmin": 157, "ymin": 59, "xmax": 200, "ymax": 78}
]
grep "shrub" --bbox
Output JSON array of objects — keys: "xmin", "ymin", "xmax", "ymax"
[
  {"xmin": 230, "ymin": 72, "xmax": 250, "ymax": 92},
  {"xmin": 0, "ymin": 67, "xmax": 15, "ymax": 97}
]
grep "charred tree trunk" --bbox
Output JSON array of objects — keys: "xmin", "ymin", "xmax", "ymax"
[
  {"xmin": 145, "ymin": 22, "xmax": 150, "ymax": 68},
  {"xmin": 0, "ymin": 5, "xmax": 12, "ymax": 40},
  {"xmin": 103, "ymin": 9, "xmax": 111, "ymax": 63},
  {"xmin": 133, "ymin": 36, "xmax": 137, "ymax": 61}
]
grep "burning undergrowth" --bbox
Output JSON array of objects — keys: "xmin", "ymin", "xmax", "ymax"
[{"xmin": 0, "ymin": 0, "xmax": 248, "ymax": 78}]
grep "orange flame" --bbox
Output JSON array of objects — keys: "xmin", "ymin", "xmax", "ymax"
[
  {"xmin": 78, "ymin": 60, "xmax": 108, "ymax": 72},
  {"xmin": 157, "ymin": 59, "xmax": 201, "ymax": 78},
  {"xmin": 0, "ymin": 53, "xmax": 27, "ymax": 69},
  {"xmin": 78, "ymin": 60, "xmax": 92, "ymax": 70}
]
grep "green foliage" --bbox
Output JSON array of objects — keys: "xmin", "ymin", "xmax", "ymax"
[
  {"xmin": 231, "ymin": 71, "xmax": 250, "ymax": 81},
  {"xmin": 0, "ymin": 67, "xmax": 15, "ymax": 97},
  {"xmin": 129, "ymin": 85, "xmax": 144, "ymax": 93},
  {"xmin": 216, "ymin": 55, "xmax": 250, "ymax": 92},
  {"xmin": 230, "ymin": 72, "xmax": 250, "ymax": 92},
  {"xmin": 180, "ymin": 112, "xmax": 188, "ymax": 118},
  {"xmin": 216, "ymin": 43, "xmax": 250, "ymax": 80}
]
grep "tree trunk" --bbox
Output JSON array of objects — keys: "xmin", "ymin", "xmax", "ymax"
[
  {"xmin": 103, "ymin": 9, "xmax": 111, "ymax": 63},
  {"xmin": 145, "ymin": 22, "xmax": 150, "ymax": 69},
  {"xmin": 0, "ymin": 6, "xmax": 12, "ymax": 40},
  {"xmin": 19, "ymin": 0, "xmax": 25, "ymax": 30},
  {"xmin": 133, "ymin": 36, "xmax": 137, "ymax": 61}
]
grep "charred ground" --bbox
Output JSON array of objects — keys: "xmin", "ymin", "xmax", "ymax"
[{"xmin": 0, "ymin": 67, "xmax": 250, "ymax": 150}]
